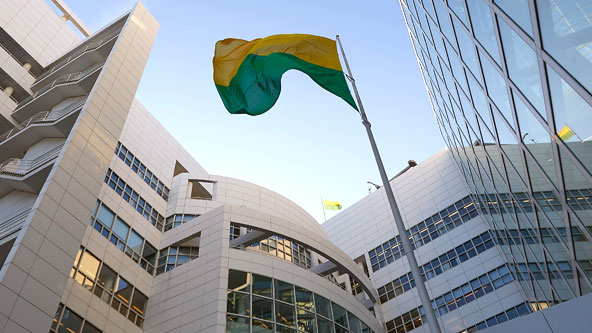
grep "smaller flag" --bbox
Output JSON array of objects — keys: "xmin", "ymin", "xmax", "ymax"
[
  {"xmin": 558, "ymin": 125, "xmax": 574, "ymax": 141},
  {"xmin": 323, "ymin": 200, "xmax": 342, "ymax": 210}
]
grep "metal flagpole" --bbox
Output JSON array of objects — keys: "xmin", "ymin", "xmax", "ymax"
[{"xmin": 336, "ymin": 35, "xmax": 441, "ymax": 333}]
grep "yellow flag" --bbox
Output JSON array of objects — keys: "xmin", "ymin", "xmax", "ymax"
[
  {"xmin": 558, "ymin": 125, "xmax": 574, "ymax": 141},
  {"xmin": 323, "ymin": 200, "xmax": 342, "ymax": 210}
]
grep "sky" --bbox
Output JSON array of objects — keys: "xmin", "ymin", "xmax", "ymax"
[{"xmin": 63, "ymin": 0, "xmax": 446, "ymax": 223}]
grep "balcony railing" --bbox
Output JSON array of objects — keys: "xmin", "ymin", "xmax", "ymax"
[
  {"xmin": 14, "ymin": 62, "xmax": 103, "ymax": 112},
  {"xmin": 0, "ymin": 208, "xmax": 30, "ymax": 241},
  {"xmin": 0, "ymin": 97, "xmax": 86, "ymax": 143},
  {"xmin": 0, "ymin": 143, "xmax": 64, "ymax": 178},
  {"xmin": 34, "ymin": 32, "xmax": 119, "ymax": 84}
]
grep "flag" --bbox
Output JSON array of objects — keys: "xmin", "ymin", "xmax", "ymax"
[
  {"xmin": 323, "ymin": 200, "xmax": 342, "ymax": 210},
  {"xmin": 213, "ymin": 34, "xmax": 358, "ymax": 116},
  {"xmin": 558, "ymin": 125, "xmax": 574, "ymax": 141}
]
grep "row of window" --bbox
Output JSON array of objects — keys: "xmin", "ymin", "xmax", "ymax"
[
  {"xmin": 385, "ymin": 265, "xmax": 515, "ymax": 333},
  {"xmin": 89, "ymin": 200, "xmax": 157, "ymax": 275},
  {"xmin": 378, "ymin": 231, "xmax": 495, "ymax": 304},
  {"xmin": 70, "ymin": 247, "xmax": 148, "ymax": 328},
  {"xmin": 156, "ymin": 245, "xmax": 199, "ymax": 276},
  {"xmin": 104, "ymin": 168, "xmax": 165, "ymax": 231},
  {"xmin": 114, "ymin": 142, "xmax": 170, "ymax": 200},
  {"xmin": 512, "ymin": 261, "xmax": 574, "ymax": 281},
  {"xmin": 478, "ymin": 189, "xmax": 592, "ymax": 215},
  {"xmin": 227, "ymin": 269, "xmax": 375, "ymax": 333},
  {"xmin": 368, "ymin": 196, "xmax": 478, "ymax": 272},
  {"xmin": 495, "ymin": 227, "xmax": 592, "ymax": 246},
  {"xmin": 460, "ymin": 302, "xmax": 531, "ymax": 333},
  {"xmin": 164, "ymin": 213, "xmax": 199, "ymax": 231},
  {"xmin": 51, "ymin": 303, "xmax": 101, "ymax": 333},
  {"xmin": 230, "ymin": 224, "xmax": 312, "ymax": 270}
]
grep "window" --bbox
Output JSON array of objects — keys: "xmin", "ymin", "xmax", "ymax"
[
  {"xmin": 70, "ymin": 248, "xmax": 147, "ymax": 328},
  {"xmin": 50, "ymin": 304, "xmax": 102, "ymax": 333},
  {"xmin": 89, "ymin": 201, "xmax": 156, "ymax": 275},
  {"xmin": 104, "ymin": 169, "xmax": 165, "ymax": 231},
  {"xmin": 226, "ymin": 270, "xmax": 374, "ymax": 333},
  {"xmin": 114, "ymin": 142, "xmax": 170, "ymax": 200},
  {"xmin": 155, "ymin": 244, "xmax": 199, "ymax": 276}
]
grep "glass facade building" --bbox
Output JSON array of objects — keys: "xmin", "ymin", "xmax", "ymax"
[{"xmin": 398, "ymin": 0, "xmax": 592, "ymax": 308}]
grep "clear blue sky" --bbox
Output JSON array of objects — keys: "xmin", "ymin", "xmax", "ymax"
[{"xmin": 65, "ymin": 0, "xmax": 446, "ymax": 223}]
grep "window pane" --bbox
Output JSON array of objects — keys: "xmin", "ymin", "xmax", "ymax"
[
  {"xmin": 252, "ymin": 296, "xmax": 273, "ymax": 321},
  {"xmin": 449, "ymin": 0, "xmax": 469, "ymax": 26},
  {"xmin": 332, "ymin": 303, "xmax": 348, "ymax": 328},
  {"xmin": 51, "ymin": 303, "xmax": 64, "ymax": 330},
  {"xmin": 481, "ymin": 51, "xmax": 512, "ymax": 122},
  {"xmin": 127, "ymin": 230, "xmax": 144, "ymax": 254},
  {"xmin": 317, "ymin": 317, "xmax": 335, "ymax": 333},
  {"xmin": 114, "ymin": 277, "xmax": 133, "ymax": 305},
  {"xmin": 538, "ymin": 0, "xmax": 592, "ymax": 94},
  {"xmin": 228, "ymin": 270, "xmax": 251, "ymax": 292},
  {"xmin": 82, "ymin": 322, "xmax": 101, "ymax": 333},
  {"xmin": 467, "ymin": 0, "xmax": 501, "ymax": 64},
  {"xmin": 131, "ymin": 289, "xmax": 148, "ymax": 315},
  {"xmin": 494, "ymin": 0, "xmax": 533, "ymax": 36},
  {"xmin": 252, "ymin": 274, "xmax": 272, "ymax": 297},
  {"xmin": 226, "ymin": 315, "xmax": 249, "ymax": 332},
  {"xmin": 499, "ymin": 19, "xmax": 545, "ymax": 116},
  {"xmin": 57, "ymin": 308, "xmax": 83, "ymax": 333},
  {"xmin": 296, "ymin": 309, "xmax": 316, "ymax": 333},
  {"xmin": 78, "ymin": 252, "xmax": 100, "ymax": 281},
  {"xmin": 97, "ymin": 264, "xmax": 117, "ymax": 294},
  {"xmin": 275, "ymin": 302, "xmax": 295, "ymax": 327},
  {"xmin": 515, "ymin": 92, "xmax": 558, "ymax": 187},
  {"xmin": 112, "ymin": 218, "xmax": 130, "ymax": 241},
  {"xmin": 314, "ymin": 294, "xmax": 332, "ymax": 319},
  {"xmin": 275, "ymin": 280, "xmax": 294, "ymax": 304},
  {"xmin": 454, "ymin": 20, "xmax": 482, "ymax": 84},
  {"xmin": 227, "ymin": 291, "xmax": 249, "ymax": 315},
  {"xmin": 295, "ymin": 286, "xmax": 314, "ymax": 311},
  {"xmin": 97, "ymin": 205, "xmax": 115, "ymax": 228},
  {"xmin": 348, "ymin": 312, "xmax": 361, "ymax": 333},
  {"xmin": 252, "ymin": 319, "xmax": 274, "ymax": 333}
]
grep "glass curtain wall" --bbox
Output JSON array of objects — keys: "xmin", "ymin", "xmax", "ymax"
[{"xmin": 398, "ymin": 0, "xmax": 592, "ymax": 306}]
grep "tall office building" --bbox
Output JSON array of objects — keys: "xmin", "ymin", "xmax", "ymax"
[
  {"xmin": 395, "ymin": 0, "xmax": 592, "ymax": 330},
  {"xmin": 0, "ymin": 1, "xmax": 385, "ymax": 332},
  {"xmin": 323, "ymin": 151, "xmax": 533, "ymax": 333}
]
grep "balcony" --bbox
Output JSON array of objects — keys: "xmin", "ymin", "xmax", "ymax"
[
  {"xmin": 0, "ymin": 143, "xmax": 64, "ymax": 196},
  {"xmin": 32, "ymin": 32, "xmax": 118, "ymax": 89},
  {"xmin": 0, "ymin": 97, "xmax": 85, "ymax": 158},
  {"xmin": 0, "ymin": 208, "xmax": 30, "ymax": 243},
  {"xmin": 12, "ymin": 63, "xmax": 103, "ymax": 122}
]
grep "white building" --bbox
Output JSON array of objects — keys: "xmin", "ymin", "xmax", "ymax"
[
  {"xmin": 0, "ymin": 1, "xmax": 385, "ymax": 332},
  {"xmin": 322, "ymin": 150, "xmax": 531, "ymax": 333}
]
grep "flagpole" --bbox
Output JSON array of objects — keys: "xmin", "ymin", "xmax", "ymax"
[{"xmin": 336, "ymin": 35, "xmax": 441, "ymax": 333}]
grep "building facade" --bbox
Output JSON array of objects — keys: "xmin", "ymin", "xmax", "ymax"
[
  {"xmin": 396, "ymin": 0, "xmax": 592, "ymax": 329},
  {"xmin": 322, "ymin": 150, "xmax": 533, "ymax": 333},
  {"xmin": 0, "ymin": 1, "xmax": 385, "ymax": 332}
]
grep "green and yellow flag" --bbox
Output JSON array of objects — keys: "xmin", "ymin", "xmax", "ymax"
[
  {"xmin": 213, "ymin": 34, "xmax": 358, "ymax": 116},
  {"xmin": 558, "ymin": 125, "xmax": 575, "ymax": 141},
  {"xmin": 323, "ymin": 200, "xmax": 342, "ymax": 211}
]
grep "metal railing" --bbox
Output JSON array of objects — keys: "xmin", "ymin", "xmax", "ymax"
[
  {"xmin": 0, "ymin": 143, "xmax": 64, "ymax": 178},
  {"xmin": 34, "ymin": 32, "xmax": 119, "ymax": 84},
  {"xmin": 0, "ymin": 208, "xmax": 30, "ymax": 241},
  {"xmin": 0, "ymin": 97, "xmax": 86, "ymax": 143},
  {"xmin": 14, "ymin": 62, "xmax": 103, "ymax": 112}
]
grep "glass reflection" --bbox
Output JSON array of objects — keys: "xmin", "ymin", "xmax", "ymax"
[
  {"xmin": 538, "ymin": 0, "xmax": 592, "ymax": 94},
  {"xmin": 499, "ymin": 19, "xmax": 545, "ymax": 116},
  {"xmin": 467, "ymin": 0, "xmax": 501, "ymax": 64},
  {"xmin": 494, "ymin": 0, "xmax": 533, "ymax": 37}
]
